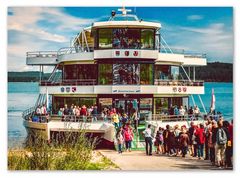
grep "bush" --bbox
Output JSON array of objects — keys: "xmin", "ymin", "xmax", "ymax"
[{"xmin": 8, "ymin": 129, "xmax": 97, "ymax": 170}]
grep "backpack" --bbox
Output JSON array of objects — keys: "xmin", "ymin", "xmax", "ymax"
[{"xmin": 217, "ymin": 128, "xmax": 227, "ymax": 145}]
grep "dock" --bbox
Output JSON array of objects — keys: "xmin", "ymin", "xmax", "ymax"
[{"xmin": 99, "ymin": 150, "xmax": 230, "ymax": 171}]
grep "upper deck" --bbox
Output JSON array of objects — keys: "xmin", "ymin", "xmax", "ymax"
[{"xmin": 26, "ymin": 8, "xmax": 206, "ymax": 67}]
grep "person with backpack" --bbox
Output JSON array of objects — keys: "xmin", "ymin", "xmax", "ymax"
[{"xmin": 216, "ymin": 120, "xmax": 227, "ymax": 168}]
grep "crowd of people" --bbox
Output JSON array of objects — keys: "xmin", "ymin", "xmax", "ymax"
[
  {"xmin": 116, "ymin": 116, "xmax": 233, "ymax": 169},
  {"xmin": 35, "ymin": 103, "xmax": 233, "ymax": 169}
]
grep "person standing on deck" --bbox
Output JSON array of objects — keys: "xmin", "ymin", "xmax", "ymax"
[
  {"xmin": 131, "ymin": 109, "xmax": 139, "ymax": 131},
  {"xmin": 112, "ymin": 112, "xmax": 120, "ymax": 129},
  {"xmin": 143, "ymin": 124, "xmax": 153, "ymax": 155},
  {"xmin": 92, "ymin": 105, "xmax": 98, "ymax": 121},
  {"xmin": 193, "ymin": 106, "xmax": 200, "ymax": 119},
  {"xmin": 179, "ymin": 106, "xmax": 186, "ymax": 119}
]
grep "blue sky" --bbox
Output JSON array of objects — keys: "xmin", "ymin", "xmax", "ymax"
[{"xmin": 8, "ymin": 7, "xmax": 233, "ymax": 71}]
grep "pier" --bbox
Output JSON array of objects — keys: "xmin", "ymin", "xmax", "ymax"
[{"xmin": 99, "ymin": 150, "xmax": 230, "ymax": 170}]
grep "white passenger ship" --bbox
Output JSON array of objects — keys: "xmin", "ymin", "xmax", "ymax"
[{"xmin": 22, "ymin": 8, "xmax": 207, "ymax": 148}]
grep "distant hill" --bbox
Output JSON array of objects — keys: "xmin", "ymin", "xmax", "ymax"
[
  {"xmin": 194, "ymin": 62, "xmax": 232, "ymax": 82},
  {"xmin": 8, "ymin": 62, "xmax": 233, "ymax": 82},
  {"xmin": 8, "ymin": 71, "xmax": 51, "ymax": 82}
]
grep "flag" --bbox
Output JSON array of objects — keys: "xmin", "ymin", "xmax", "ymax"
[{"xmin": 210, "ymin": 88, "xmax": 215, "ymax": 110}]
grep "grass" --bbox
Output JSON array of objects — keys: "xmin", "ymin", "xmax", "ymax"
[
  {"xmin": 87, "ymin": 156, "xmax": 119, "ymax": 170},
  {"xmin": 8, "ymin": 129, "xmax": 116, "ymax": 170}
]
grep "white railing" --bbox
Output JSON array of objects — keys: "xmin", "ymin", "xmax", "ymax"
[
  {"xmin": 154, "ymin": 79, "xmax": 204, "ymax": 86},
  {"xmin": 26, "ymin": 51, "xmax": 57, "ymax": 58}
]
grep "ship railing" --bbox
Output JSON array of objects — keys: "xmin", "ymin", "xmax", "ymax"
[
  {"xmin": 151, "ymin": 114, "xmax": 205, "ymax": 122},
  {"xmin": 59, "ymin": 114, "xmax": 113, "ymax": 123},
  {"xmin": 23, "ymin": 114, "xmax": 50, "ymax": 123},
  {"xmin": 184, "ymin": 52, "xmax": 207, "ymax": 58},
  {"xmin": 154, "ymin": 79, "xmax": 204, "ymax": 86},
  {"xmin": 159, "ymin": 48, "xmax": 184, "ymax": 54},
  {"xmin": 22, "ymin": 107, "xmax": 36, "ymax": 120},
  {"xmin": 159, "ymin": 48, "xmax": 206, "ymax": 58},
  {"xmin": 40, "ymin": 79, "xmax": 97, "ymax": 86},
  {"xmin": 57, "ymin": 46, "xmax": 93, "ymax": 56},
  {"xmin": 26, "ymin": 51, "xmax": 58, "ymax": 58}
]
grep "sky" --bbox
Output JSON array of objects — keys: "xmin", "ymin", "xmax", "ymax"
[{"xmin": 7, "ymin": 7, "xmax": 233, "ymax": 72}]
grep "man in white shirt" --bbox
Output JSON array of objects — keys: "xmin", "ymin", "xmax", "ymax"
[{"xmin": 143, "ymin": 124, "xmax": 153, "ymax": 155}]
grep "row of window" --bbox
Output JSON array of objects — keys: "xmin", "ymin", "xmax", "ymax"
[
  {"xmin": 52, "ymin": 96, "xmax": 187, "ymax": 115},
  {"xmin": 97, "ymin": 28, "xmax": 155, "ymax": 49},
  {"xmin": 63, "ymin": 64, "xmax": 180, "ymax": 85}
]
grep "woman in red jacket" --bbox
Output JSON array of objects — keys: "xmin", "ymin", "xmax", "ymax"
[{"xmin": 195, "ymin": 123, "xmax": 205, "ymax": 160}]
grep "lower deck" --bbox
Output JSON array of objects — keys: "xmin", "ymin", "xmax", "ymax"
[{"xmin": 50, "ymin": 94, "xmax": 190, "ymax": 118}]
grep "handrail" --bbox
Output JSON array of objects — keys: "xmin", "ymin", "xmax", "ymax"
[
  {"xmin": 40, "ymin": 79, "xmax": 97, "ymax": 86},
  {"xmin": 40, "ymin": 79, "xmax": 203, "ymax": 86},
  {"xmin": 22, "ymin": 107, "xmax": 35, "ymax": 118},
  {"xmin": 26, "ymin": 51, "xmax": 58, "ymax": 58},
  {"xmin": 154, "ymin": 79, "xmax": 204, "ymax": 86},
  {"xmin": 184, "ymin": 53, "xmax": 206, "ymax": 58}
]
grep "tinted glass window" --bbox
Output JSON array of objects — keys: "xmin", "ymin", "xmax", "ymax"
[
  {"xmin": 141, "ymin": 29, "xmax": 154, "ymax": 49},
  {"xmin": 99, "ymin": 29, "xmax": 112, "ymax": 48}
]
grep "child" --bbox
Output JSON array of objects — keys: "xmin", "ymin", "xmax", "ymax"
[{"xmin": 116, "ymin": 127, "xmax": 124, "ymax": 153}]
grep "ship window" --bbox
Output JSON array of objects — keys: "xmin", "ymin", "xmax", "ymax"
[
  {"xmin": 79, "ymin": 98, "xmax": 96, "ymax": 108},
  {"xmin": 141, "ymin": 29, "xmax": 154, "ymax": 49},
  {"xmin": 112, "ymin": 29, "xmax": 140, "ymax": 49},
  {"xmin": 140, "ymin": 64, "xmax": 153, "ymax": 85},
  {"xmin": 98, "ymin": 29, "xmax": 112, "ymax": 48},
  {"xmin": 171, "ymin": 66, "xmax": 180, "ymax": 80},
  {"xmin": 99, "ymin": 98, "xmax": 112, "ymax": 112},
  {"xmin": 154, "ymin": 98, "xmax": 169, "ymax": 114},
  {"xmin": 64, "ymin": 65, "xmax": 78, "ymax": 79},
  {"xmin": 99, "ymin": 64, "xmax": 113, "ymax": 85},
  {"xmin": 139, "ymin": 98, "xmax": 152, "ymax": 119},
  {"xmin": 113, "ymin": 63, "xmax": 140, "ymax": 85},
  {"xmin": 154, "ymin": 65, "xmax": 171, "ymax": 80}
]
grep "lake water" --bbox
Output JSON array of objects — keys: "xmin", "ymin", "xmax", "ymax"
[{"xmin": 7, "ymin": 82, "xmax": 233, "ymax": 148}]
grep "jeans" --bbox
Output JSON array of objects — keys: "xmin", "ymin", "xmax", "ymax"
[
  {"xmin": 118, "ymin": 144, "xmax": 122, "ymax": 153},
  {"xmin": 197, "ymin": 144, "xmax": 204, "ymax": 158},
  {"xmin": 125, "ymin": 141, "xmax": 132, "ymax": 149},
  {"xmin": 145, "ymin": 137, "xmax": 153, "ymax": 155},
  {"xmin": 210, "ymin": 147, "xmax": 215, "ymax": 163}
]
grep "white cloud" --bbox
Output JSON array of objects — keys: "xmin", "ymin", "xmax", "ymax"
[
  {"xmin": 8, "ymin": 7, "xmax": 98, "ymax": 71},
  {"xmin": 162, "ymin": 22, "xmax": 233, "ymax": 62},
  {"xmin": 187, "ymin": 15, "xmax": 204, "ymax": 21}
]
